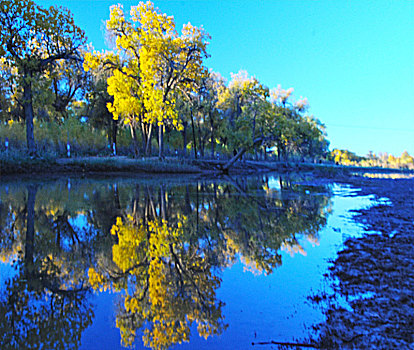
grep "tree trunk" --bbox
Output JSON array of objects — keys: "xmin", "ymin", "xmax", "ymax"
[
  {"xmin": 25, "ymin": 185, "xmax": 37, "ymax": 282},
  {"xmin": 181, "ymin": 121, "xmax": 187, "ymax": 157},
  {"xmin": 140, "ymin": 122, "xmax": 152, "ymax": 156},
  {"xmin": 209, "ymin": 111, "xmax": 215, "ymax": 159},
  {"xmin": 158, "ymin": 124, "xmax": 164, "ymax": 159},
  {"xmin": 197, "ymin": 117, "xmax": 203, "ymax": 158},
  {"xmin": 160, "ymin": 185, "xmax": 166, "ymax": 221},
  {"xmin": 190, "ymin": 108, "xmax": 197, "ymax": 159},
  {"xmin": 277, "ymin": 144, "xmax": 281, "ymax": 161},
  {"xmin": 222, "ymin": 137, "xmax": 264, "ymax": 172},
  {"xmin": 211, "ymin": 126, "xmax": 215, "ymax": 158},
  {"xmin": 165, "ymin": 126, "xmax": 170, "ymax": 155},
  {"xmin": 196, "ymin": 183, "xmax": 199, "ymax": 233},
  {"xmin": 112, "ymin": 119, "xmax": 118, "ymax": 153},
  {"xmin": 222, "ymin": 147, "xmax": 248, "ymax": 172},
  {"xmin": 184, "ymin": 185, "xmax": 192, "ymax": 215},
  {"xmin": 130, "ymin": 125, "xmax": 139, "ymax": 157},
  {"xmin": 145, "ymin": 124, "xmax": 152, "ymax": 156},
  {"xmin": 252, "ymin": 110, "xmax": 257, "ymax": 160},
  {"xmin": 23, "ymin": 77, "xmax": 36, "ymax": 155},
  {"xmin": 141, "ymin": 123, "xmax": 146, "ymax": 155}
]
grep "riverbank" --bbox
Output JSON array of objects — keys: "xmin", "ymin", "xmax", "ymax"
[
  {"xmin": 0, "ymin": 155, "xmax": 203, "ymax": 176},
  {"xmin": 312, "ymin": 175, "xmax": 414, "ymax": 349},
  {"xmin": 1, "ymin": 154, "xmax": 412, "ymax": 177},
  {"xmin": 0, "ymin": 154, "xmax": 323, "ymax": 176}
]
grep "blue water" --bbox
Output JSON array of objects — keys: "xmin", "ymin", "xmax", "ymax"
[
  {"xmin": 78, "ymin": 184, "xmax": 376, "ymax": 349},
  {"xmin": 0, "ymin": 176, "xmax": 378, "ymax": 350}
]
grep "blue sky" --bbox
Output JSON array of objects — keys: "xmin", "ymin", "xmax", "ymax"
[{"xmin": 39, "ymin": 0, "xmax": 414, "ymax": 156}]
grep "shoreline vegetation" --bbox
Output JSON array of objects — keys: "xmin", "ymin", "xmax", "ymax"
[
  {"xmin": 1, "ymin": 1, "xmax": 413, "ymax": 177},
  {"xmin": 1, "ymin": 154, "xmax": 414, "ymax": 177}
]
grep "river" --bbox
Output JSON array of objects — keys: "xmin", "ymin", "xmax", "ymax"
[{"xmin": 0, "ymin": 173, "xmax": 376, "ymax": 349}]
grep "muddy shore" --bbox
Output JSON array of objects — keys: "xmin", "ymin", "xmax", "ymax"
[{"xmin": 312, "ymin": 175, "xmax": 414, "ymax": 349}]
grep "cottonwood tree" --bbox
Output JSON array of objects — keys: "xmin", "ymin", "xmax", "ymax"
[
  {"xmin": 280, "ymin": 97, "xmax": 328, "ymax": 162},
  {"xmin": 47, "ymin": 57, "xmax": 90, "ymax": 120},
  {"xmin": 85, "ymin": 49, "xmax": 148, "ymax": 157},
  {"xmin": 103, "ymin": 2, "xmax": 210, "ymax": 158},
  {"xmin": 269, "ymin": 85, "xmax": 296, "ymax": 161},
  {"xmin": 84, "ymin": 51, "xmax": 121, "ymax": 152},
  {"xmin": 218, "ymin": 71, "xmax": 270, "ymax": 169},
  {"xmin": 172, "ymin": 71, "xmax": 225, "ymax": 159},
  {"xmin": 191, "ymin": 71, "xmax": 226, "ymax": 158},
  {"xmin": 0, "ymin": 56, "xmax": 50, "ymax": 123},
  {"xmin": 0, "ymin": 0, "xmax": 86, "ymax": 154},
  {"xmin": 269, "ymin": 87, "xmax": 329, "ymax": 162}
]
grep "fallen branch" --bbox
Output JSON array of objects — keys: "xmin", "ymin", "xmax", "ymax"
[{"xmin": 220, "ymin": 136, "xmax": 266, "ymax": 172}]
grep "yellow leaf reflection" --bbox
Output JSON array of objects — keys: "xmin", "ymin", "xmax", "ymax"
[{"xmin": 105, "ymin": 214, "xmax": 226, "ymax": 349}]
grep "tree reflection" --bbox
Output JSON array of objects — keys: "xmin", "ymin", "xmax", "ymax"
[
  {"xmin": 0, "ymin": 175, "xmax": 331, "ymax": 350},
  {"xmin": 0, "ymin": 184, "xmax": 93, "ymax": 350},
  {"xmin": 89, "ymin": 176, "xmax": 330, "ymax": 349},
  {"xmin": 89, "ymin": 189, "xmax": 226, "ymax": 349}
]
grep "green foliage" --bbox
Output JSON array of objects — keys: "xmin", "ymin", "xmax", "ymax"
[
  {"xmin": 0, "ymin": 120, "xmax": 25, "ymax": 145},
  {"xmin": 218, "ymin": 70, "xmax": 270, "ymax": 151},
  {"xmin": 0, "ymin": 117, "xmax": 132, "ymax": 156},
  {"xmin": 0, "ymin": 0, "xmax": 87, "ymax": 154}
]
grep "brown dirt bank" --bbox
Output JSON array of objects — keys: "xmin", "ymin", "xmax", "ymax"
[
  {"xmin": 0, "ymin": 156, "xmax": 204, "ymax": 175},
  {"xmin": 312, "ymin": 175, "xmax": 414, "ymax": 349},
  {"xmin": 0, "ymin": 155, "xmax": 292, "ymax": 175},
  {"xmin": 1, "ymin": 155, "xmax": 413, "ymax": 177}
]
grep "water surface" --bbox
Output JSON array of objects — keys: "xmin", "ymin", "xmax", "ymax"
[{"xmin": 0, "ymin": 174, "xmax": 372, "ymax": 349}]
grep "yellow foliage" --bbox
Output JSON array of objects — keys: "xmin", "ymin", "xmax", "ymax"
[
  {"xmin": 105, "ymin": 1, "xmax": 210, "ymax": 137},
  {"xmin": 88, "ymin": 267, "xmax": 110, "ymax": 292},
  {"xmin": 106, "ymin": 213, "xmax": 223, "ymax": 349},
  {"xmin": 83, "ymin": 52, "xmax": 100, "ymax": 72}
]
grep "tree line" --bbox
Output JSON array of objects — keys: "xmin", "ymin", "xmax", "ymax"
[
  {"xmin": 331, "ymin": 149, "xmax": 414, "ymax": 170},
  {"xmin": 0, "ymin": 0, "xmax": 329, "ymax": 164}
]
